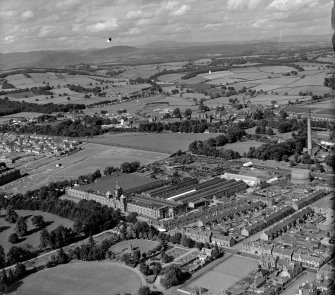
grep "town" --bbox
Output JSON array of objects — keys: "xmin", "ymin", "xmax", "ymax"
[{"xmin": 0, "ymin": 1, "xmax": 334, "ymax": 295}]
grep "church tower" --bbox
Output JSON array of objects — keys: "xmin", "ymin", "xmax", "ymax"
[{"xmin": 115, "ymin": 181, "xmax": 123, "ymax": 200}]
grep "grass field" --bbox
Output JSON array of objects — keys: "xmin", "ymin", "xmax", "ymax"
[
  {"xmin": 223, "ymin": 140, "xmax": 264, "ymax": 154},
  {"xmin": 187, "ymin": 255, "xmax": 258, "ymax": 294},
  {"xmin": 12, "ymin": 262, "xmax": 142, "ymax": 295},
  {"xmin": 0, "ymin": 209, "xmax": 73, "ymax": 252},
  {"xmin": 0, "ymin": 143, "xmax": 169, "ymax": 194},
  {"xmin": 90, "ymin": 132, "xmax": 218, "ymax": 153},
  {"xmin": 110, "ymin": 239, "xmax": 159, "ymax": 255}
]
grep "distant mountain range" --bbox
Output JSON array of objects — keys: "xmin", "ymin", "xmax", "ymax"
[{"xmin": 0, "ymin": 34, "xmax": 331, "ymax": 70}]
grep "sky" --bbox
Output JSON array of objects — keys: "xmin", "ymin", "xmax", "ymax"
[{"xmin": 0, "ymin": 0, "xmax": 332, "ymax": 53}]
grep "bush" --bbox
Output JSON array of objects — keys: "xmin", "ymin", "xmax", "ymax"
[{"xmin": 8, "ymin": 233, "xmax": 19, "ymax": 244}]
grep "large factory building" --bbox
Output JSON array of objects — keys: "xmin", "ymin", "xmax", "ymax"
[{"xmin": 66, "ymin": 174, "xmax": 247, "ymax": 220}]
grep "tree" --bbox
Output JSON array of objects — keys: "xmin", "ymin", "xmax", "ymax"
[
  {"xmin": 6, "ymin": 246, "xmax": 32, "ymax": 266},
  {"xmin": 160, "ymin": 265, "xmax": 183, "ymax": 289},
  {"xmin": 14, "ymin": 263, "xmax": 26, "ymax": 279},
  {"xmin": 40, "ymin": 229, "xmax": 50, "ymax": 249},
  {"xmin": 0, "ymin": 245, "xmax": 5, "ymax": 268},
  {"xmin": 5, "ymin": 206, "xmax": 18, "ymax": 224},
  {"xmin": 126, "ymin": 212, "xmax": 138, "ymax": 224},
  {"xmin": 16, "ymin": 217, "xmax": 28, "ymax": 236},
  {"xmin": 56, "ymin": 248, "xmax": 69, "ymax": 264},
  {"xmin": 31, "ymin": 215, "xmax": 45, "ymax": 227},
  {"xmin": 184, "ymin": 108, "xmax": 192, "ymax": 119},
  {"xmin": 138, "ymin": 286, "xmax": 151, "ymax": 295},
  {"xmin": 120, "ymin": 162, "xmax": 132, "ymax": 173},
  {"xmin": 172, "ymin": 108, "xmax": 182, "ymax": 119},
  {"xmin": 8, "ymin": 233, "xmax": 19, "ymax": 244},
  {"xmin": 67, "ymin": 97, "xmax": 71, "ymax": 101}
]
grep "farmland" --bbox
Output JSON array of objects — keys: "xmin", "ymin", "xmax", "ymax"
[
  {"xmin": 11, "ymin": 262, "xmax": 143, "ymax": 295},
  {"xmin": 0, "ymin": 209, "xmax": 73, "ymax": 252},
  {"xmin": 0, "ymin": 143, "xmax": 169, "ymax": 194},
  {"xmin": 88, "ymin": 132, "xmax": 218, "ymax": 153},
  {"xmin": 186, "ymin": 255, "xmax": 258, "ymax": 294}
]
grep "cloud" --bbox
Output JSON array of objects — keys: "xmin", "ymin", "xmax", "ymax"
[
  {"xmin": 227, "ymin": 0, "xmax": 263, "ymax": 11},
  {"xmin": 126, "ymin": 10, "xmax": 142, "ymax": 19},
  {"xmin": 171, "ymin": 4, "xmax": 190, "ymax": 16},
  {"xmin": 87, "ymin": 19, "xmax": 119, "ymax": 32},
  {"xmin": 0, "ymin": 10, "xmax": 16, "ymax": 17},
  {"xmin": 4, "ymin": 35, "xmax": 15, "ymax": 43},
  {"xmin": 21, "ymin": 10, "xmax": 34, "ymax": 20},
  {"xmin": 55, "ymin": 0, "xmax": 80, "ymax": 9},
  {"xmin": 267, "ymin": 0, "xmax": 318, "ymax": 11}
]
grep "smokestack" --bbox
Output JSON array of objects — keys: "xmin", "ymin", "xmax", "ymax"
[{"xmin": 307, "ymin": 108, "xmax": 312, "ymax": 157}]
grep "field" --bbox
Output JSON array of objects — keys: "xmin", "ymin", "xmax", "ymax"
[
  {"xmin": 89, "ymin": 132, "xmax": 219, "ymax": 153},
  {"xmin": 223, "ymin": 140, "xmax": 264, "ymax": 154},
  {"xmin": 0, "ymin": 143, "xmax": 169, "ymax": 194},
  {"xmin": 11, "ymin": 262, "xmax": 143, "ymax": 295},
  {"xmin": 186, "ymin": 255, "xmax": 258, "ymax": 294},
  {"xmin": 110, "ymin": 239, "xmax": 159, "ymax": 255},
  {"xmin": 0, "ymin": 209, "xmax": 73, "ymax": 252}
]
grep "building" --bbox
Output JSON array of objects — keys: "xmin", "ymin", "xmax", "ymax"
[
  {"xmin": 317, "ymin": 258, "xmax": 335, "ymax": 281},
  {"xmin": 211, "ymin": 234, "xmax": 236, "ymax": 247},
  {"xmin": 293, "ymin": 190, "xmax": 326, "ymax": 210},
  {"xmin": 221, "ymin": 173, "xmax": 261, "ymax": 187},
  {"xmin": 272, "ymin": 247, "xmax": 293, "ymax": 261}
]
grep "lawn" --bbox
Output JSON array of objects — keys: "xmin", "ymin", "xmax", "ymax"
[
  {"xmin": 0, "ymin": 209, "xmax": 73, "ymax": 252},
  {"xmin": 110, "ymin": 239, "xmax": 159, "ymax": 255},
  {"xmin": 11, "ymin": 261, "xmax": 142, "ymax": 295},
  {"xmin": 90, "ymin": 133, "xmax": 219, "ymax": 153},
  {"xmin": 187, "ymin": 255, "xmax": 258, "ymax": 294},
  {"xmin": 223, "ymin": 140, "xmax": 264, "ymax": 154}
]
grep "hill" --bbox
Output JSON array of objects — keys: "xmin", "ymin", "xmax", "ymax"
[{"xmin": 0, "ymin": 46, "xmax": 139, "ymax": 70}]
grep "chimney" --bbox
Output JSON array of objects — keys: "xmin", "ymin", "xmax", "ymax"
[{"xmin": 307, "ymin": 109, "xmax": 312, "ymax": 157}]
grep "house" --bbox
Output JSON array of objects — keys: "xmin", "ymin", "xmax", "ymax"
[
  {"xmin": 211, "ymin": 234, "xmax": 236, "ymax": 248},
  {"xmin": 292, "ymin": 252, "xmax": 324, "ymax": 268},
  {"xmin": 295, "ymin": 282, "xmax": 318, "ymax": 295},
  {"xmin": 183, "ymin": 228, "xmax": 212, "ymax": 244},
  {"xmin": 272, "ymin": 247, "xmax": 293, "ymax": 261},
  {"xmin": 198, "ymin": 248, "xmax": 213, "ymax": 263}
]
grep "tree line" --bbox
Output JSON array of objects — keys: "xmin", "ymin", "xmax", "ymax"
[{"xmin": 0, "ymin": 97, "xmax": 85, "ymax": 116}]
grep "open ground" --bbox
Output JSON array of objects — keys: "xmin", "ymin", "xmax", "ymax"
[
  {"xmin": 223, "ymin": 140, "xmax": 264, "ymax": 154},
  {"xmin": 11, "ymin": 261, "xmax": 143, "ymax": 295},
  {"xmin": 89, "ymin": 132, "xmax": 219, "ymax": 154},
  {"xmin": 0, "ymin": 209, "xmax": 73, "ymax": 253},
  {"xmin": 186, "ymin": 255, "xmax": 258, "ymax": 294}
]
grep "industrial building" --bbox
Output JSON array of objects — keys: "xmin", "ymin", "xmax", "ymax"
[
  {"xmin": 221, "ymin": 173, "xmax": 261, "ymax": 187},
  {"xmin": 66, "ymin": 174, "xmax": 247, "ymax": 220}
]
